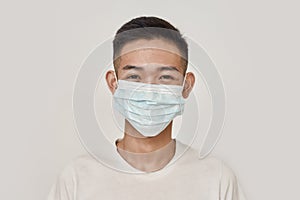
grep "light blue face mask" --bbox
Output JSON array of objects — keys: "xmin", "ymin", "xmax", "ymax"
[{"xmin": 112, "ymin": 80, "xmax": 186, "ymax": 137}]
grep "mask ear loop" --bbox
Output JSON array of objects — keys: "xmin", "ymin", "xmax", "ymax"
[
  {"xmin": 178, "ymin": 73, "xmax": 188, "ymax": 115},
  {"xmin": 182, "ymin": 72, "xmax": 188, "ymax": 91},
  {"xmin": 113, "ymin": 69, "xmax": 119, "ymax": 90}
]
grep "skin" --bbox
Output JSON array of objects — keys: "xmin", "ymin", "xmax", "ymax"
[{"xmin": 106, "ymin": 38, "xmax": 195, "ymax": 171}]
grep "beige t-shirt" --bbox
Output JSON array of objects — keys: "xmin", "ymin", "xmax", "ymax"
[{"xmin": 47, "ymin": 143, "xmax": 246, "ymax": 200}]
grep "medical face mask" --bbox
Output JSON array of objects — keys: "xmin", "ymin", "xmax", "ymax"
[{"xmin": 112, "ymin": 80, "xmax": 186, "ymax": 137}]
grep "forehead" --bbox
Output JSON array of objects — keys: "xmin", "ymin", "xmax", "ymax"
[
  {"xmin": 116, "ymin": 39, "xmax": 185, "ymax": 72},
  {"xmin": 120, "ymin": 38, "xmax": 182, "ymax": 56}
]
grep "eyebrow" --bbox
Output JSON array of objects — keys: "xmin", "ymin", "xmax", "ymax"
[
  {"xmin": 122, "ymin": 65, "xmax": 143, "ymax": 70},
  {"xmin": 122, "ymin": 65, "xmax": 179, "ymax": 72},
  {"xmin": 159, "ymin": 66, "xmax": 179, "ymax": 72}
]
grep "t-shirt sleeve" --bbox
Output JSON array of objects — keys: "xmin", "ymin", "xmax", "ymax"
[
  {"xmin": 219, "ymin": 160, "xmax": 247, "ymax": 200},
  {"xmin": 47, "ymin": 164, "xmax": 77, "ymax": 200}
]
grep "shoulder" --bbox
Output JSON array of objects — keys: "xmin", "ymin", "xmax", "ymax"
[
  {"xmin": 180, "ymin": 147, "xmax": 243, "ymax": 182},
  {"xmin": 187, "ymin": 151, "xmax": 247, "ymax": 200},
  {"xmin": 218, "ymin": 159, "xmax": 239, "ymax": 184},
  {"xmin": 63, "ymin": 154, "xmax": 111, "ymax": 175},
  {"xmin": 68, "ymin": 154, "xmax": 99, "ymax": 169},
  {"xmin": 47, "ymin": 154, "xmax": 109, "ymax": 200},
  {"xmin": 52, "ymin": 153, "xmax": 109, "ymax": 184},
  {"xmin": 172, "ymin": 146, "xmax": 224, "ymax": 182},
  {"xmin": 47, "ymin": 155, "xmax": 93, "ymax": 200},
  {"xmin": 179, "ymin": 146, "xmax": 223, "ymax": 172},
  {"xmin": 202, "ymin": 155, "xmax": 247, "ymax": 200},
  {"xmin": 54, "ymin": 154, "xmax": 96, "ymax": 180}
]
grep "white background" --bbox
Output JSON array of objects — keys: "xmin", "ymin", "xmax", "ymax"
[{"xmin": 0, "ymin": 0, "xmax": 299, "ymax": 199}]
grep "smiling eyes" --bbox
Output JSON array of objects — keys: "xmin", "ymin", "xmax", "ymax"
[
  {"xmin": 160, "ymin": 75, "xmax": 175, "ymax": 80},
  {"xmin": 127, "ymin": 75, "xmax": 140, "ymax": 80},
  {"xmin": 126, "ymin": 74, "xmax": 175, "ymax": 81}
]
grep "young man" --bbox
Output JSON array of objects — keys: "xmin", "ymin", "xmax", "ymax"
[{"xmin": 48, "ymin": 16, "xmax": 246, "ymax": 200}]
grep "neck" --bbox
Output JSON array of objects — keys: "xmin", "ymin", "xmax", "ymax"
[
  {"xmin": 117, "ymin": 121, "xmax": 173, "ymax": 153},
  {"xmin": 115, "ymin": 121, "xmax": 176, "ymax": 172}
]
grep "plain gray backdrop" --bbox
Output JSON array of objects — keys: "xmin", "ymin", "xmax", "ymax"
[{"xmin": 0, "ymin": 0, "xmax": 299, "ymax": 199}]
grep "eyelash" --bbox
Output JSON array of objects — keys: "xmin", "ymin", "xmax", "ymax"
[
  {"xmin": 126, "ymin": 75, "xmax": 175, "ymax": 80},
  {"xmin": 159, "ymin": 75, "xmax": 174, "ymax": 80},
  {"xmin": 127, "ymin": 75, "xmax": 140, "ymax": 79}
]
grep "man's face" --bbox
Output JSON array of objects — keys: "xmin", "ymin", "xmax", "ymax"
[
  {"xmin": 106, "ymin": 38, "xmax": 195, "ymax": 99},
  {"xmin": 115, "ymin": 39, "xmax": 185, "ymax": 85}
]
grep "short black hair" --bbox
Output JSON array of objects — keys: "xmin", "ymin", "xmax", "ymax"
[{"xmin": 113, "ymin": 16, "xmax": 188, "ymax": 73}]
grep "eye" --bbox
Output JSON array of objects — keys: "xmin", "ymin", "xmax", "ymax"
[
  {"xmin": 159, "ymin": 75, "xmax": 175, "ymax": 80},
  {"xmin": 126, "ymin": 74, "xmax": 141, "ymax": 80}
]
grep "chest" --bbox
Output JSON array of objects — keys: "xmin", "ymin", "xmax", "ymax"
[{"xmin": 76, "ymin": 171, "xmax": 220, "ymax": 200}]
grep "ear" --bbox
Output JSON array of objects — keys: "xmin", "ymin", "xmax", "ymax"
[
  {"xmin": 182, "ymin": 72, "xmax": 195, "ymax": 98},
  {"xmin": 105, "ymin": 70, "xmax": 118, "ymax": 94}
]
